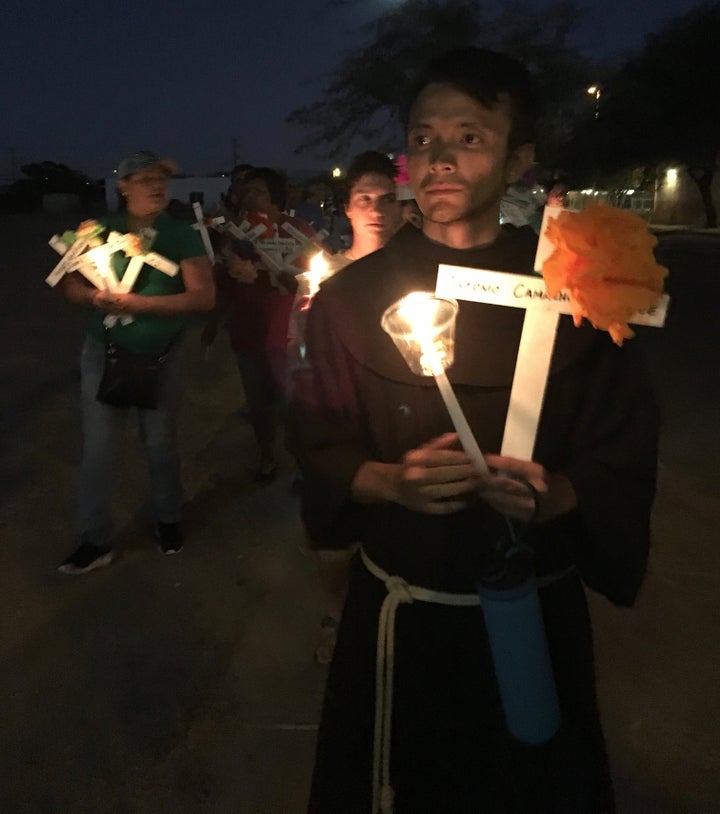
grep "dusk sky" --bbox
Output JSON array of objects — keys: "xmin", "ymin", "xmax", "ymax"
[{"xmin": 1, "ymin": 0, "xmax": 703, "ymax": 182}]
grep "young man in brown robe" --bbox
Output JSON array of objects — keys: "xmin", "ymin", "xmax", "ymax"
[{"xmin": 289, "ymin": 48, "xmax": 658, "ymax": 813}]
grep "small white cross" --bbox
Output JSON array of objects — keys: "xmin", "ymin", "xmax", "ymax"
[{"xmin": 192, "ymin": 202, "xmax": 225, "ymax": 263}]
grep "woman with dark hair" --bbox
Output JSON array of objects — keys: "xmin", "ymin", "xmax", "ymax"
[{"xmin": 205, "ymin": 167, "xmax": 319, "ymax": 482}]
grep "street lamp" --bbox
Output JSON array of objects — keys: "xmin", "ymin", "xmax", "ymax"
[{"xmin": 587, "ymin": 85, "xmax": 602, "ymax": 119}]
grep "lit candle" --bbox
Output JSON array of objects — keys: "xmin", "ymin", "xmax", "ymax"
[
  {"xmin": 305, "ymin": 250, "xmax": 329, "ymax": 299},
  {"xmin": 383, "ymin": 292, "xmax": 489, "ymax": 474}
]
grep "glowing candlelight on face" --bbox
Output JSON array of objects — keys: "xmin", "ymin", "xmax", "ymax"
[{"xmin": 382, "ymin": 292, "xmax": 488, "ymax": 474}]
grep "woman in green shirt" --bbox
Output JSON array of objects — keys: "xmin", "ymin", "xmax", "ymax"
[{"xmin": 58, "ymin": 151, "xmax": 214, "ymax": 574}]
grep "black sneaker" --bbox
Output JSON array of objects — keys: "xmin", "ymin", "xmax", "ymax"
[
  {"xmin": 58, "ymin": 542, "xmax": 114, "ymax": 575},
  {"xmin": 156, "ymin": 521, "xmax": 184, "ymax": 555}
]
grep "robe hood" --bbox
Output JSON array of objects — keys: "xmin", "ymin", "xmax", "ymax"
[{"xmin": 317, "ymin": 224, "xmax": 603, "ymax": 389}]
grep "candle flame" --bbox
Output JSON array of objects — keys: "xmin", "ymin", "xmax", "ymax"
[
  {"xmin": 395, "ymin": 292, "xmax": 450, "ymax": 375},
  {"xmin": 307, "ymin": 251, "xmax": 329, "ymax": 298}
]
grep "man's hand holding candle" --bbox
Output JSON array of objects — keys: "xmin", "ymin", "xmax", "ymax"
[
  {"xmin": 397, "ymin": 433, "xmax": 480, "ymax": 514},
  {"xmin": 350, "ymin": 433, "xmax": 477, "ymax": 514},
  {"xmin": 352, "ymin": 433, "xmax": 577, "ymax": 523}
]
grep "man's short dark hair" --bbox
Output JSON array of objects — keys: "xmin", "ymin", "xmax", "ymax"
[
  {"xmin": 343, "ymin": 151, "xmax": 398, "ymax": 205},
  {"xmin": 403, "ymin": 47, "xmax": 538, "ymax": 150},
  {"xmin": 244, "ymin": 167, "xmax": 287, "ymax": 208}
]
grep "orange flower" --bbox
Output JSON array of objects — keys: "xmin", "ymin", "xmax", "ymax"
[
  {"xmin": 76, "ymin": 219, "xmax": 101, "ymax": 238},
  {"xmin": 123, "ymin": 233, "xmax": 143, "ymax": 257},
  {"xmin": 542, "ymin": 201, "xmax": 668, "ymax": 345}
]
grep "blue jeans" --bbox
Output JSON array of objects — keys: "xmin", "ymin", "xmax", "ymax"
[{"xmin": 78, "ymin": 333, "xmax": 187, "ymax": 547}]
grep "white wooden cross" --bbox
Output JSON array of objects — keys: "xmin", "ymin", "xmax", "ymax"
[
  {"xmin": 280, "ymin": 221, "xmax": 329, "ymax": 266},
  {"xmin": 192, "ymin": 202, "xmax": 225, "ymax": 264},
  {"xmin": 220, "ymin": 217, "xmax": 327, "ymax": 295},
  {"xmin": 116, "ymin": 228, "xmax": 179, "ymax": 294},
  {"xmin": 221, "ymin": 219, "xmax": 291, "ymax": 291},
  {"xmin": 83, "ymin": 237, "xmax": 125, "ymax": 294},
  {"xmin": 102, "ymin": 231, "xmax": 179, "ymax": 327},
  {"xmin": 434, "ymin": 207, "xmax": 669, "ymax": 460},
  {"xmin": 46, "ymin": 229, "xmax": 126, "ymax": 289},
  {"xmin": 45, "ymin": 234, "xmax": 94, "ymax": 287}
]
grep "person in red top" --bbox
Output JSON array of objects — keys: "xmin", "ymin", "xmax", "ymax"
[{"xmin": 204, "ymin": 167, "xmax": 318, "ymax": 482}]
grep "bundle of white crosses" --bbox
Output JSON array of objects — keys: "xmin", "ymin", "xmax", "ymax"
[
  {"xmin": 45, "ymin": 220, "xmax": 178, "ymax": 327},
  {"xmin": 191, "ymin": 200, "xmax": 329, "ymax": 289}
]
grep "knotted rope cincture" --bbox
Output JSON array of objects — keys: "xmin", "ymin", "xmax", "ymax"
[
  {"xmin": 360, "ymin": 546, "xmax": 575, "ymax": 813},
  {"xmin": 361, "ymin": 548, "xmax": 479, "ymax": 814}
]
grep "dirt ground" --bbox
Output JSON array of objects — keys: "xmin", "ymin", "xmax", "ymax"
[{"xmin": 0, "ymin": 210, "xmax": 717, "ymax": 813}]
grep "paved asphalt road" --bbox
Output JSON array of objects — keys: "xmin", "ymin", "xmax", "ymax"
[{"xmin": 0, "ymin": 212, "xmax": 717, "ymax": 813}]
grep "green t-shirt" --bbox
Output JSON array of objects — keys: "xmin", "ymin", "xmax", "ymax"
[{"xmin": 87, "ymin": 211, "xmax": 205, "ymax": 353}]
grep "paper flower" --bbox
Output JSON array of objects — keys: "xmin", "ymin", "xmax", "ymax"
[
  {"xmin": 542, "ymin": 201, "xmax": 668, "ymax": 345},
  {"xmin": 123, "ymin": 233, "xmax": 143, "ymax": 257},
  {"xmin": 60, "ymin": 219, "xmax": 106, "ymax": 249}
]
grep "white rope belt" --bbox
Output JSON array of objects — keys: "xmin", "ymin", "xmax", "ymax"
[
  {"xmin": 360, "ymin": 547, "xmax": 479, "ymax": 814},
  {"xmin": 360, "ymin": 545, "xmax": 576, "ymax": 814}
]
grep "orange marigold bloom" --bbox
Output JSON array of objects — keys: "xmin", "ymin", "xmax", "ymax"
[
  {"xmin": 75, "ymin": 219, "xmax": 101, "ymax": 238},
  {"xmin": 542, "ymin": 201, "xmax": 668, "ymax": 345},
  {"xmin": 123, "ymin": 233, "xmax": 143, "ymax": 257}
]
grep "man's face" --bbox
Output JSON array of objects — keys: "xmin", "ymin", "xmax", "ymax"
[
  {"xmin": 345, "ymin": 172, "xmax": 402, "ymax": 244},
  {"xmin": 406, "ymin": 83, "xmax": 531, "ymax": 229},
  {"xmin": 241, "ymin": 178, "xmax": 273, "ymax": 214},
  {"xmin": 119, "ymin": 168, "xmax": 169, "ymax": 217}
]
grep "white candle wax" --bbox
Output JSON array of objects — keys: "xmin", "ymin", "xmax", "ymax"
[{"xmin": 424, "ymin": 348, "xmax": 489, "ymax": 474}]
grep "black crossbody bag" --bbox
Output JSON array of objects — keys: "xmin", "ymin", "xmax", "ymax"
[{"xmin": 96, "ymin": 336, "xmax": 174, "ymax": 410}]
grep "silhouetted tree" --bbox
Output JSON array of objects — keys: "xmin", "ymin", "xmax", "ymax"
[
  {"xmin": 288, "ymin": 0, "xmax": 592, "ymax": 161},
  {"xmin": 569, "ymin": 2, "xmax": 719, "ymax": 226},
  {"xmin": 0, "ymin": 161, "xmax": 102, "ymax": 212},
  {"xmin": 20, "ymin": 161, "xmax": 94, "ymax": 194}
]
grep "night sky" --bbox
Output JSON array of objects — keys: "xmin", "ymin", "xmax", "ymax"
[{"xmin": 0, "ymin": 0, "xmax": 702, "ymax": 181}]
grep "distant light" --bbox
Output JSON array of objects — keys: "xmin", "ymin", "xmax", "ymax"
[
  {"xmin": 587, "ymin": 85, "xmax": 598, "ymax": 95},
  {"xmin": 331, "ymin": 167, "xmax": 343, "ymax": 179},
  {"xmin": 626, "ymin": 189, "xmax": 635, "ymax": 195},
  {"xmin": 666, "ymin": 168, "xmax": 678, "ymax": 185}
]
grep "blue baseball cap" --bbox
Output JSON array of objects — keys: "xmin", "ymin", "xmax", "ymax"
[{"xmin": 116, "ymin": 150, "xmax": 179, "ymax": 179}]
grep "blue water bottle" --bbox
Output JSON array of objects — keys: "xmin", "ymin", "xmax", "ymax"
[{"xmin": 477, "ymin": 521, "xmax": 561, "ymax": 744}]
